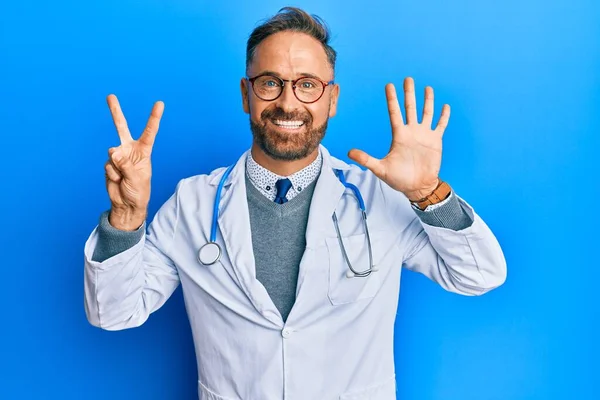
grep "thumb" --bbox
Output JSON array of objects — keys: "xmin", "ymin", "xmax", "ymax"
[
  {"xmin": 111, "ymin": 149, "xmax": 135, "ymax": 179},
  {"xmin": 348, "ymin": 149, "xmax": 386, "ymax": 179}
]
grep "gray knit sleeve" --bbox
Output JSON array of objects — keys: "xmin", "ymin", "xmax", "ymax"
[
  {"xmin": 411, "ymin": 191, "xmax": 474, "ymax": 231},
  {"xmin": 91, "ymin": 210, "xmax": 146, "ymax": 262}
]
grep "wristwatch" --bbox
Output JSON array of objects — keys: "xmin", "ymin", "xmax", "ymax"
[{"xmin": 410, "ymin": 179, "xmax": 452, "ymax": 210}]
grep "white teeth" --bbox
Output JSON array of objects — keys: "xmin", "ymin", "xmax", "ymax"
[{"xmin": 273, "ymin": 119, "xmax": 304, "ymax": 128}]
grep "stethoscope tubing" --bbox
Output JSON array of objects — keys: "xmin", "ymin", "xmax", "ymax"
[{"xmin": 202, "ymin": 165, "xmax": 376, "ymax": 278}]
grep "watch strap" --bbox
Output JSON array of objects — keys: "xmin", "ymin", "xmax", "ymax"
[{"xmin": 411, "ymin": 179, "xmax": 452, "ymax": 210}]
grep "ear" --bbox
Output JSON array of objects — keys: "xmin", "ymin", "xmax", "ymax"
[
  {"xmin": 240, "ymin": 78, "xmax": 250, "ymax": 114},
  {"xmin": 328, "ymin": 83, "xmax": 340, "ymax": 118}
]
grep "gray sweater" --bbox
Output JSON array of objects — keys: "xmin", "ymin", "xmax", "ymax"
[{"xmin": 91, "ymin": 171, "xmax": 472, "ymax": 321}]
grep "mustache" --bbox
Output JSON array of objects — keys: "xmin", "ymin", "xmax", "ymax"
[{"xmin": 261, "ymin": 107, "xmax": 312, "ymax": 124}]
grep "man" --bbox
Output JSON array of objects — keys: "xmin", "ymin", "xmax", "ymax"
[{"xmin": 84, "ymin": 7, "xmax": 506, "ymax": 399}]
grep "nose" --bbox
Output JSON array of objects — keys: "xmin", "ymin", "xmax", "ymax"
[{"xmin": 274, "ymin": 81, "xmax": 302, "ymax": 112}]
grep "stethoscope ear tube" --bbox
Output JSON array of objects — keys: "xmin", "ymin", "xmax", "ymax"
[
  {"xmin": 332, "ymin": 169, "xmax": 375, "ymax": 278},
  {"xmin": 332, "ymin": 208, "xmax": 376, "ymax": 279}
]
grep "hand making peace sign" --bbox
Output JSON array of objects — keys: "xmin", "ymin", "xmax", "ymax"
[
  {"xmin": 348, "ymin": 77, "xmax": 450, "ymax": 201},
  {"xmin": 104, "ymin": 94, "xmax": 164, "ymax": 230}
]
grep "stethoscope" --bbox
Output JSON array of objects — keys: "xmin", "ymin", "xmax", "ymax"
[{"xmin": 197, "ymin": 165, "xmax": 377, "ymax": 278}]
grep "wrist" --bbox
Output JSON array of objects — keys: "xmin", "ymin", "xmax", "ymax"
[
  {"xmin": 109, "ymin": 207, "xmax": 147, "ymax": 231},
  {"xmin": 405, "ymin": 179, "xmax": 441, "ymax": 202},
  {"xmin": 407, "ymin": 179, "xmax": 452, "ymax": 210}
]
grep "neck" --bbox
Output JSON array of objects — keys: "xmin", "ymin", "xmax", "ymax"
[{"xmin": 251, "ymin": 144, "xmax": 319, "ymax": 176}]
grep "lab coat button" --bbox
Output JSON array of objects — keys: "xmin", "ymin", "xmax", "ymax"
[{"xmin": 282, "ymin": 328, "xmax": 292, "ymax": 338}]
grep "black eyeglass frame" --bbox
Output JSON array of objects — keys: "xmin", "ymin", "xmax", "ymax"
[{"xmin": 246, "ymin": 73, "xmax": 335, "ymax": 104}]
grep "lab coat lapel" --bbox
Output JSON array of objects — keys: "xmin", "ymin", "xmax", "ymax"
[
  {"xmin": 295, "ymin": 146, "xmax": 348, "ymax": 298},
  {"xmin": 304, "ymin": 145, "xmax": 348, "ymax": 247},
  {"xmin": 213, "ymin": 151, "xmax": 282, "ymax": 326}
]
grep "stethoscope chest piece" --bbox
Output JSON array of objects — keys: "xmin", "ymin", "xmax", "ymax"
[{"xmin": 198, "ymin": 242, "xmax": 222, "ymax": 265}]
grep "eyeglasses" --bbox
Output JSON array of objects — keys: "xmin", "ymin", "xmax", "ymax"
[{"xmin": 247, "ymin": 74, "xmax": 335, "ymax": 104}]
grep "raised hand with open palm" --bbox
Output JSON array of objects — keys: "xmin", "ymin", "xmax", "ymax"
[
  {"xmin": 348, "ymin": 77, "xmax": 450, "ymax": 202},
  {"xmin": 104, "ymin": 94, "xmax": 164, "ymax": 231}
]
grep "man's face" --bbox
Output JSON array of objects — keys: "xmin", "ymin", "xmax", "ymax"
[{"xmin": 241, "ymin": 31, "xmax": 339, "ymax": 161}]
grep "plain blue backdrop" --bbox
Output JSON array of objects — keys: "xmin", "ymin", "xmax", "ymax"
[{"xmin": 1, "ymin": 0, "xmax": 598, "ymax": 399}]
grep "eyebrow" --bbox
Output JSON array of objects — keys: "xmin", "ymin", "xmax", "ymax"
[{"xmin": 254, "ymin": 70, "xmax": 330, "ymax": 81}]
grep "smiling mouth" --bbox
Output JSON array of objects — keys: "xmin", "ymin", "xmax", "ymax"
[{"xmin": 271, "ymin": 119, "xmax": 305, "ymax": 129}]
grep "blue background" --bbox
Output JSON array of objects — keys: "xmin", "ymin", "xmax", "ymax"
[{"xmin": 1, "ymin": 0, "xmax": 598, "ymax": 399}]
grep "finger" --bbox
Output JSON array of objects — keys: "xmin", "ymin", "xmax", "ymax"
[
  {"xmin": 138, "ymin": 101, "xmax": 165, "ymax": 150},
  {"xmin": 107, "ymin": 146, "xmax": 123, "ymax": 168},
  {"xmin": 108, "ymin": 146, "xmax": 119, "ymax": 158},
  {"xmin": 110, "ymin": 148, "xmax": 135, "ymax": 179},
  {"xmin": 403, "ymin": 77, "xmax": 418, "ymax": 125},
  {"xmin": 105, "ymin": 161, "xmax": 122, "ymax": 182},
  {"xmin": 385, "ymin": 83, "xmax": 404, "ymax": 136},
  {"xmin": 422, "ymin": 86, "xmax": 434, "ymax": 127},
  {"xmin": 435, "ymin": 104, "xmax": 451, "ymax": 134},
  {"xmin": 348, "ymin": 149, "xmax": 386, "ymax": 179},
  {"xmin": 107, "ymin": 94, "xmax": 133, "ymax": 144}
]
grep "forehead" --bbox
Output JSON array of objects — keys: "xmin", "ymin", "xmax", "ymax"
[{"xmin": 249, "ymin": 31, "xmax": 332, "ymax": 79}]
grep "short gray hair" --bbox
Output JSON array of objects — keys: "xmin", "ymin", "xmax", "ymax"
[{"xmin": 246, "ymin": 7, "xmax": 337, "ymax": 73}]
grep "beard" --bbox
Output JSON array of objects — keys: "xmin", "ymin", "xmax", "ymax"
[{"xmin": 250, "ymin": 106, "xmax": 328, "ymax": 161}]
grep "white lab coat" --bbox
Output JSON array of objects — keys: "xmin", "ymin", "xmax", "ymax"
[{"xmin": 83, "ymin": 145, "xmax": 506, "ymax": 400}]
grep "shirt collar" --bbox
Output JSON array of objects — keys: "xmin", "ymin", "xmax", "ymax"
[{"xmin": 245, "ymin": 149, "xmax": 323, "ymax": 194}]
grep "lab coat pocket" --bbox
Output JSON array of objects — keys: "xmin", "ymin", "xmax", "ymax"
[
  {"xmin": 326, "ymin": 233, "xmax": 382, "ymax": 305},
  {"xmin": 339, "ymin": 375, "xmax": 397, "ymax": 399},
  {"xmin": 198, "ymin": 380, "xmax": 237, "ymax": 400}
]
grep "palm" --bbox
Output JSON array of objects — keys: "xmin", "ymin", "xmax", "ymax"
[
  {"xmin": 105, "ymin": 95, "xmax": 164, "ymax": 210},
  {"xmin": 349, "ymin": 77, "xmax": 450, "ymax": 200},
  {"xmin": 379, "ymin": 120, "xmax": 442, "ymax": 194}
]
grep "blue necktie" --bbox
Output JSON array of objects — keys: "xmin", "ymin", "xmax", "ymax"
[{"xmin": 274, "ymin": 178, "xmax": 292, "ymax": 204}]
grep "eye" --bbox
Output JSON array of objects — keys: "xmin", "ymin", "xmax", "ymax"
[
  {"xmin": 300, "ymin": 80, "xmax": 316, "ymax": 88},
  {"xmin": 256, "ymin": 76, "xmax": 281, "ymax": 88},
  {"xmin": 296, "ymin": 78, "xmax": 321, "ymax": 90}
]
